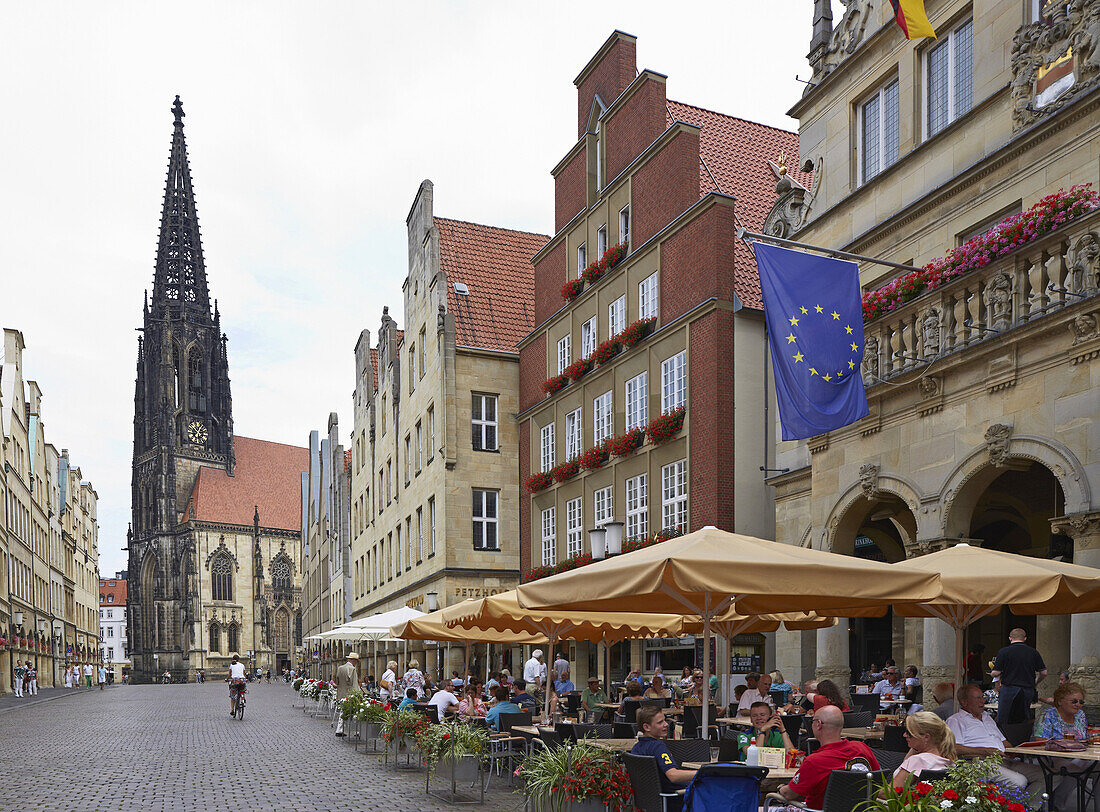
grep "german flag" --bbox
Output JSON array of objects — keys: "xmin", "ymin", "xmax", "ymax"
[{"xmin": 890, "ymin": 0, "xmax": 936, "ymax": 39}]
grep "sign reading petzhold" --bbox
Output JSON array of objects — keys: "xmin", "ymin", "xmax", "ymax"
[{"xmin": 451, "ymin": 586, "xmax": 505, "ymax": 601}]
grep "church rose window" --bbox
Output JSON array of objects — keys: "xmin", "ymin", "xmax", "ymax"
[
  {"xmin": 211, "ymin": 555, "xmax": 233, "ymax": 602},
  {"xmin": 272, "ymin": 559, "xmax": 291, "ymax": 592}
]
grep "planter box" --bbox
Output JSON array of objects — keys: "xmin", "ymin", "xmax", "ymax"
[
  {"xmin": 436, "ymin": 754, "xmax": 481, "ymax": 784},
  {"xmin": 569, "ymin": 800, "xmax": 608, "ymax": 812}
]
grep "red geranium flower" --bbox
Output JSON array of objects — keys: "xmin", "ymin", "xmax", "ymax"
[
  {"xmin": 941, "ymin": 790, "xmax": 958, "ymax": 800},
  {"xmin": 1007, "ymin": 803, "xmax": 1024, "ymax": 812},
  {"xmin": 915, "ymin": 782, "xmax": 933, "ymax": 796}
]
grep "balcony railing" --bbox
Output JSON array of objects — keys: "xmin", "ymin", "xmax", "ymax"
[{"xmin": 862, "ymin": 207, "xmax": 1100, "ymax": 385}]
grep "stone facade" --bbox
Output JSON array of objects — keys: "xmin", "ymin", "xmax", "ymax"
[
  {"xmin": 766, "ymin": 0, "xmax": 1100, "ymax": 702},
  {"xmin": 1, "ymin": 328, "xmax": 100, "ymax": 692},
  {"xmin": 344, "ymin": 180, "xmax": 545, "ymax": 681}
]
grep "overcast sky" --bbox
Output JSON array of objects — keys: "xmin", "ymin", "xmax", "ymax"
[{"xmin": 0, "ymin": 2, "xmax": 823, "ymax": 577}]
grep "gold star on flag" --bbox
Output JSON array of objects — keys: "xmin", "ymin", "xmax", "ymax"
[
  {"xmin": 831, "ymin": 311, "xmax": 841, "ymax": 320},
  {"xmin": 793, "ymin": 352, "xmax": 804, "ymax": 362},
  {"xmin": 848, "ymin": 360, "xmax": 856, "ymax": 369},
  {"xmin": 823, "ymin": 373, "xmax": 832, "ymax": 381},
  {"xmin": 845, "ymin": 325, "xmax": 853, "ymax": 334},
  {"xmin": 850, "ymin": 342, "xmax": 858, "ymax": 352},
  {"xmin": 837, "ymin": 370, "xmax": 844, "ymax": 377},
  {"xmin": 786, "ymin": 333, "xmax": 796, "ymax": 344},
  {"xmin": 800, "ymin": 306, "xmax": 808, "ymax": 314},
  {"xmin": 809, "ymin": 367, "xmax": 819, "ymax": 376},
  {"xmin": 814, "ymin": 305, "xmax": 823, "ymax": 313},
  {"xmin": 789, "ymin": 316, "xmax": 799, "ymax": 326}
]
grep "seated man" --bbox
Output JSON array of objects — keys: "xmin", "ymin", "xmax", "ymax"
[
  {"xmin": 738, "ymin": 672, "xmax": 774, "ymax": 716},
  {"xmin": 776, "ymin": 706, "xmax": 881, "ymax": 810},
  {"xmin": 929, "ymin": 682, "xmax": 956, "ymax": 720},
  {"xmin": 947, "ymin": 684, "xmax": 1044, "ymax": 796},
  {"xmin": 581, "ymin": 675, "xmax": 608, "ymax": 719},
  {"xmin": 872, "ymin": 667, "xmax": 904, "ymax": 707},
  {"xmin": 632, "ymin": 705, "xmax": 698, "ymax": 808},
  {"xmin": 511, "ymin": 679, "xmax": 538, "ymax": 715},
  {"xmin": 645, "ymin": 674, "xmax": 672, "ymax": 700},
  {"xmin": 428, "ymin": 678, "xmax": 459, "ymax": 718},
  {"xmin": 397, "ymin": 687, "xmax": 419, "ymax": 712},
  {"xmin": 736, "ymin": 701, "xmax": 795, "ymax": 759},
  {"xmin": 485, "ymin": 685, "xmax": 522, "ymax": 731},
  {"xmin": 554, "ymin": 669, "xmax": 575, "ymax": 695}
]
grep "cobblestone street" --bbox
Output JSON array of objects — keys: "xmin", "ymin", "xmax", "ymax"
[{"xmin": 0, "ymin": 682, "xmax": 524, "ymax": 811}]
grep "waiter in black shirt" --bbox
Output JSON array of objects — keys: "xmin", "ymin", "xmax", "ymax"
[{"xmin": 991, "ymin": 628, "xmax": 1047, "ymax": 723}]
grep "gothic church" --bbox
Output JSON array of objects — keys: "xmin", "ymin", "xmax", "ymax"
[{"xmin": 128, "ymin": 97, "xmax": 308, "ymax": 682}]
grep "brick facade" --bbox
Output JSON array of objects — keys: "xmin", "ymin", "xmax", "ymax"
[
  {"xmin": 604, "ymin": 73, "xmax": 667, "ymax": 183},
  {"xmin": 533, "ymin": 241, "xmax": 567, "ymax": 329},
  {"xmin": 575, "ymin": 32, "xmax": 636, "ymax": 137},
  {"xmin": 630, "ymin": 125, "xmax": 700, "ymax": 247},
  {"xmin": 659, "ymin": 202, "xmax": 741, "ymax": 323}
]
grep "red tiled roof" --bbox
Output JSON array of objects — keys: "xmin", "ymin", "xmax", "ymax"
[
  {"xmin": 368, "ymin": 332, "xmax": 403, "ymax": 391},
  {"xmin": 188, "ymin": 436, "xmax": 309, "ymax": 531},
  {"xmin": 666, "ymin": 100, "xmax": 810, "ymax": 309},
  {"xmin": 436, "ymin": 217, "xmax": 549, "ymax": 353},
  {"xmin": 100, "ymin": 580, "xmax": 127, "ymax": 606},
  {"xmin": 344, "ymin": 448, "xmax": 352, "ymax": 473}
]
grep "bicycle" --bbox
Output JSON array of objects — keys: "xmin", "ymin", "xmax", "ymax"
[{"xmin": 230, "ymin": 679, "xmax": 247, "ymax": 720}]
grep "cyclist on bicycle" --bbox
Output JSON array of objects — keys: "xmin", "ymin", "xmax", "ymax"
[{"xmin": 228, "ymin": 654, "xmax": 247, "ymax": 716}]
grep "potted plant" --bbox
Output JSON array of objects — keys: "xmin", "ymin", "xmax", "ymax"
[
  {"xmin": 543, "ymin": 374, "xmax": 570, "ymax": 396},
  {"xmin": 550, "ymin": 459, "xmax": 580, "ymax": 483},
  {"xmin": 517, "ymin": 740, "xmax": 633, "ymax": 811},
  {"xmin": 861, "ymin": 755, "xmax": 1034, "ymax": 812},
  {"xmin": 525, "ymin": 471, "xmax": 553, "ymax": 493},
  {"xmin": 380, "ymin": 707, "xmax": 431, "ymax": 760},
  {"xmin": 563, "ymin": 357, "xmax": 593, "ymax": 382},
  {"xmin": 608, "ymin": 428, "xmax": 645, "ymax": 457},
  {"xmin": 617, "ymin": 317, "xmax": 657, "ymax": 348},
  {"xmin": 645, "ymin": 406, "xmax": 685, "ymax": 444},
  {"xmin": 423, "ymin": 721, "xmax": 490, "ymax": 784},
  {"xmin": 562, "ymin": 277, "xmax": 585, "ymax": 301},
  {"xmin": 355, "ymin": 696, "xmax": 391, "ymax": 743},
  {"xmin": 591, "ymin": 338, "xmax": 621, "ymax": 365},
  {"xmin": 578, "ymin": 442, "xmax": 610, "ymax": 471}
]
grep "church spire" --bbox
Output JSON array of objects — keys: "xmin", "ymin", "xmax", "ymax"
[{"xmin": 151, "ymin": 95, "xmax": 211, "ymax": 318}]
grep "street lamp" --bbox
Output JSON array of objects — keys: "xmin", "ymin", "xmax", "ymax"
[
  {"xmin": 604, "ymin": 521, "xmax": 624, "ymax": 556},
  {"xmin": 589, "ymin": 526, "xmax": 608, "ymax": 560},
  {"xmin": 426, "ymin": 591, "xmax": 439, "ymax": 612}
]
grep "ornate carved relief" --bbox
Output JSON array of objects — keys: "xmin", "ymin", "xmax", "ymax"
[
  {"xmin": 1067, "ymin": 232, "xmax": 1100, "ymax": 293},
  {"xmin": 984, "ymin": 273, "xmax": 1015, "ymax": 331},
  {"xmin": 1050, "ymin": 511, "xmax": 1100, "ymax": 549},
  {"xmin": 1070, "ymin": 311, "xmax": 1099, "ymax": 345},
  {"xmin": 984, "ymin": 424, "xmax": 1013, "ymax": 467},
  {"xmin": 917, "ymin": 375, "xmax": 944, "ymax": 416},
  {"xmin": 813, "ymin": 0, "xmax": 873, "ymax": 80},
  {"xmin": 862, "ymin": 335, "xmax": 880, "ymax": 385},
  {"xmin": 921, "ymin": 307, "xmax": 942, "ymax": 356},
  {"xmin": 1010, "ymin": 0, "xmax": 1100, "ymax": 131},
  {"xmin": 858, "ymin": 463, "xmax": 880, "ymax": 500}
]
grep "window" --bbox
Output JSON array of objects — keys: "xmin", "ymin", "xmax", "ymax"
[
  {"xmin": 473, "ymin": 490, "xmax": 499, "ymax": 550},
  {"xmin": 626, "ymin": 474, "xmax": 648, "ymax": 539},
  {"xmin": 386, "ymin": 460, "xmax": 392, "ymax": 502},
  {"xmin": 577, "ymin": 243, "xmax": 587, "ymax": 278},
  {"xmin": 107, "ymin": 595, "xmax": 114, "ymax": 603},
  {"xmin": 387, "ymin": 532, "xmax": 393, "ymax": 579},
  {"xmin": 272, "ymin": 559, "xmax": 291, "ymax": 591},
  {"xmin": 404, "ymin": 435, "xmax": 411, "ymax": 484},
  {"xmin": 661, "ymin": 459, "xmax": 688, "ymax": 533},
  {"xmin": 639, "ymin": 273, "xmax": 658, "ymax": 320},
  {"xmin": 541, "ymin": 507, "xmax": 557, "ymax": 566},
  {"xmin": 581, "ymin": 317, "xmax": 597, "ymax": 357},
  {"xmin": 593, "ymin": 390, "xmax": 613, "ymax": 444},
  {"xmin": 557, "ymin": 335, "xmax": 571, "ymax": 375},
  {"xmin": 381, "ymin": 394, "xmax": 386, "ymax": 435},
  {"xmin": 405, "ymin": 517, "xmax": 412, "ymax": 568},
  {"xmin": 661, "ymin": 351, "xmax": 687, "ymax": 412},
  {"xmin": 540, "ymin": 423, "xmax": 555, "ymax": 472},
  {"xmin": 211, "ymin": 554, "xmax": 233, "ymax": 602},
  {"xmin": 566, "ymin": 497, "xmax": 583, "ymax": 558},
  {"xmin": 395, "ymin": 525, "xmax": 402, "ymax": 575},
  {"xmin": 427, "ymin": 406, "xmax": 435, "ymax": 461},
  {"xmin": 594, "ymin": 485, "xmax": 613, "ymax": 526},
  {"xmin": 565, "ymin": 408, "xmax": 582, "ymax": 460},
  {"xmin": 415, "ymin": 421, "xmax": 423, "ymax": 472},
  {"xmin": 227, "ymin": 624, "xmax": 239, "ymax": 653},
  {"xmin": 408, "ymin": 344, "xmax": 416, "ymax": 393},
  {"xmin": 619, "ymin": 205, "xmax": 630, "ymax": 249},
  {"xmin": 597, "ymin": 225, "xmax": 607, "ymax": 257},
  {"xmin": 625, "ymin": 372, "xmax": 648, "ymax": 430},
  {"xmin": 107, "ymin": 609, "xmax": 113, "ymax": 618},
  {"xmin": 209, "ymin": 623, "xmax": 220, "ymax": 653},
  {"xmin": 472, "ymin": 394, "xmax": 498, "ymax": 451},
  {"xmin": 419, "ymin": 327, "xmax": 427, "ymax": 377},
  {"xmin": 106, "ymin": 626, "xmax": 114, "ymax": 638},
  {"xmin": 926, "ymin": 19, "xmax": 973, "ymax": 138},
  {"xmin": 416, "ymin": 507, "xmax": 424, "ymax": 562},
  {"xmin": 428, "ymin": 497, "xmax": 436, "ymax": 556},
  {"xmin": 187, "ymin": 352, "xmax": 205, "ymax": 413},
  {"xmin": 859, "ymin": 79, "xmax": 899, "ymax": 185},
  {"xmin": 608, "ymin": 295, "xmax": 626, "ymax": 338}
]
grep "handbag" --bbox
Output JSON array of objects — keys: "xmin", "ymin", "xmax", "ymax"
[{"xmin": 1044, "ymin": 738, "xmax": 1086, "ymax": 752}]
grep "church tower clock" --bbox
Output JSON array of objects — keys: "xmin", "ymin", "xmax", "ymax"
[{"xmin": 128, "ymin": 96, "xmax": 234, "ymax": 682}]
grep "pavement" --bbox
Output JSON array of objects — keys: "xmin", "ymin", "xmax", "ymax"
[{"xmin": 0, "ymin": 681, "xmax": 526, "ymax": 811}]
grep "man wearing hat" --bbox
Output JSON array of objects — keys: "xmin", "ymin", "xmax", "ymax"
[
  {"xmin": 334, "ymin": 651, "xmax": 360, "ymax": 736},
  {"xmin": 581, "ymin": 675, "xmax": 609, "ymax": 721}
]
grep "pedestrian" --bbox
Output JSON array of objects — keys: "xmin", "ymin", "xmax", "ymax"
[
  {"xmin": 13, "ymin": 660, "xmax": 25, "ymax": 698},
  {"xmin": 379, "ymin": 659, "xmax": 398, "ymax": 705},
  {"xmin": 552, "ymin": 650, "xmax": 570, "ymax": 683},
  {"xmin": 991, "ymin": 628, "xmax": 1047, "ymax": 723},
  {"xmin": 333, "ymin": 652, "xmax": 359, "ymax": 737},
  {"xmin": 265, "ymin": 668, "xmax": 271, "ymax": 683},
  {"xmin": 523, "ymin": 649, "xmax": 546, "ymax": 694},
  {"xmin": 64, "ymin": 665, "xmax": 73, "ymax": 689},
  {"xmin": 402, "ymin": 659, "xmax": 426, "ymax": 699},
  {"xmin": 27, "ymin": 663, "xmax": 38, "ymax": 696},
  {"xmin": 84, "ymin": 662, "xmax": 94, "ymax": 688},
  {"xmin": 72, "ymin": 665, "xmax": 80, "ymax": 688}
]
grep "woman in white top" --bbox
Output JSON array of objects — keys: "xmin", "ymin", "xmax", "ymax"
[
  {"xmin": 402, "ymin": 658, "xmax": 426, "ymax": 699},
  {"xmin": 892, "ymin": 711, "xmax": 956, "ymax": 789},
  {"xmin": 380, "ymin": 660, "xmax": 398, "ymax": 703},
  {"xmin": 65, "ymin": 667, "xmax": 73, "ymax": 689}
]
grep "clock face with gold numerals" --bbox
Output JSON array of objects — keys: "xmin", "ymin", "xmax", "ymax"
[{"xmin": 187, "ymin": 420, "xmax": 209, "ymax": 445}]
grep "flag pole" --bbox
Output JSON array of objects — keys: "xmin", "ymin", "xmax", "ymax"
[{"xmin": 737, "ymin": 228, "xmax": 924, "ymax": 273}]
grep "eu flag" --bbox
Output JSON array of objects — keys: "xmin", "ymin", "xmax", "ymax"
[{"xmin": 754, "ymin": 243, "xmax": 869, "ymax": 440}]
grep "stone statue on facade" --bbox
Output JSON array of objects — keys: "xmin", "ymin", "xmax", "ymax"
[
  {"xmin": 984, "ymin": 273, "xmax": 1015, "ymax": 331},
  {"xmin": 921, "ymin": 307, "xmax": 941, "ymax": 356},
  {"xmin": 1068, "ymin": 232, "xmax": 1100, "ymax": 294},
  {"xmin": 859, "ymin": 463, "xmax": 880, "ymax": 500},
  {"xmin": 984, "ymin": 423, "xmax": 1013, "ymax": 467},
  {"xmin": 818, "ymin": 0, "xmax": 873, "ymax": 78},
  {"xmin": 862, "ymin": 335, "xmax": 879, "ymax": 384}
]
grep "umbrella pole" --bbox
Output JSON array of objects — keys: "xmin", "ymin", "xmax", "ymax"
[
  {"xmin": 545, "ymin": 632, "xmax": 557, "ymax": 721},
  {"xmin": 955, "ymin": 624, "xmax": 965, "ymax": 704},
  {"xmin": 464, "ymin": 641, "xmax": 471, "ymax": 692},
  {"xmin": 702, "ymin": 614, "xmax": 712, "ymax": 740}
]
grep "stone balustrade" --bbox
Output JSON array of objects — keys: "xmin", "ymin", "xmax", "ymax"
[{"xmin": 862, "ymin": 207, "xmax": 1100, "ymax": 386}]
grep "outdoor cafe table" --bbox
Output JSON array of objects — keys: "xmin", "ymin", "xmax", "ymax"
[
  {"xmin": 682, "ymin": 763, "xmax": 798, "ymax": 782},
  {"xmin": 1004, "ymin": 744, "xmax": 1100, "ymax": 812},
  {"xmin": 589, "ymin": 738, "xmax": 646, "ymax": 753},
  {"xmin": 841, "ymin": 727, "xmax": 885, "ymax": 741}
]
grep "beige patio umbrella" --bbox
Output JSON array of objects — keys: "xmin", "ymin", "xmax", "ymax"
[
  {"xmin": 516, "ymin": 525, "xmax": 941, "ymax": 734},
  {"xmin": 880, "ymin": 543, "xmax": 1100, "ymax": 701},
  {"xmin": 443, "ymin": 589, "xmax": 691, "ymax": 719},
  {"xmin": 391, "ymin": 602, "xmax": 547, "ymax": 693}
]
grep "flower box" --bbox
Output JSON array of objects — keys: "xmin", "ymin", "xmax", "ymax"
[
  {"xmin": 435, "ymin": 753, "xmax": 482, "ymax": 784},
  {"xmin": 578, "ymin": 443, "xmax": 610, "ymax": 471},
  {"xmin": 645, "ymin": 407, "xmax": 685, "ymax": 445},
  {"xmin": 550, "ymin": 460, "xmax": 580, "ymax": 483},
  {"xmin": 525, "ymin": 471, "xmax": 553, "ymax": 493},
  {"xmin": 617, "ymin": 317, "xmax": 657, "ymax": 348},
  {"xmin": 607, "ymin": 428, "xmax": 645, "ymax": 457},
  {"xmin": 591, "ymin": 338, "xmax": 621, "ymax": 365},
  {"xmin": 542, "ymin": 375, "xmax": 570, "ymax": 396},
  {"xmin": 563, "ymin": 357, "xmax": 592, "ymax": 382},
  {"xmin": 562, "ymin": 277, "xmax": 585, "ymax": 301}
]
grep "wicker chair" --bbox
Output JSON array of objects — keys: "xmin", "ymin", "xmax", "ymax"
[
  {"xmin": 842, "ymin": 710, "xmax": 877, "ymax": 728},
  {"xmin": 666, "ymin": 737, "xmax": 711, "ymax": 765},
  {"xmin": 622, "ymin": 752, "xmax": 686, "ymax": 812},
  {"xmin": 765, "ymin": 768, "xmax": 887, "ymax": 812}
]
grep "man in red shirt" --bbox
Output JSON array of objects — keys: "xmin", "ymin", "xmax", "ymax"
[{"xmin": 776, "ymin": 706, "xmax": 880, "ymax": 809}]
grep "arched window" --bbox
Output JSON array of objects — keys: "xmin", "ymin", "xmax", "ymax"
[
  {"xmin": 208, "ymin": 623, "xmax": 221, "ymax": 653},
  {"xmin": 188, "ymin": 352, "xmax": 205, "ymax": 413},
  {"xmin": 271, "ymin": 559, "xmax": 291, "ymax": 592},
  {"xmin": 211, "ymin": 554, "xmax": 233, "ymax": 602},
  {"xmin": 227, "ymin": 624, "xmax": 239, "ymax": 654},
  {"xmin": 274, "ymin": 608, "xmax": 290, "ymax": 653}
]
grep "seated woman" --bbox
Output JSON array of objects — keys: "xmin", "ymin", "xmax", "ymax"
[
  {"xmin": 770, "ymin": 670, "xmax": 796, "ymax": 705},
  {"xmin": 892, "ymin": 711, "xmax": 955, "ymax": 789},
  {"xmin": 458, "ymin": 683, "xmax": 487, "ymax": 718},
  {"xmin": 1035, "ymin": 681, "xmax": 1088, "ymax": 740},
  {"xmin": 684, "ymin": 670, "xmax": 706, "ymax": 704},
  {"xmin": 811, "ymin": 679, "xmax": 850, "ymax": 713},
  {"xmin": 644, "ymin": 674, "xmax": 671, "ymax": 700},
  {"xmin": 619, "ymin": 680, "xmax": 644, "ymax": 715}
]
